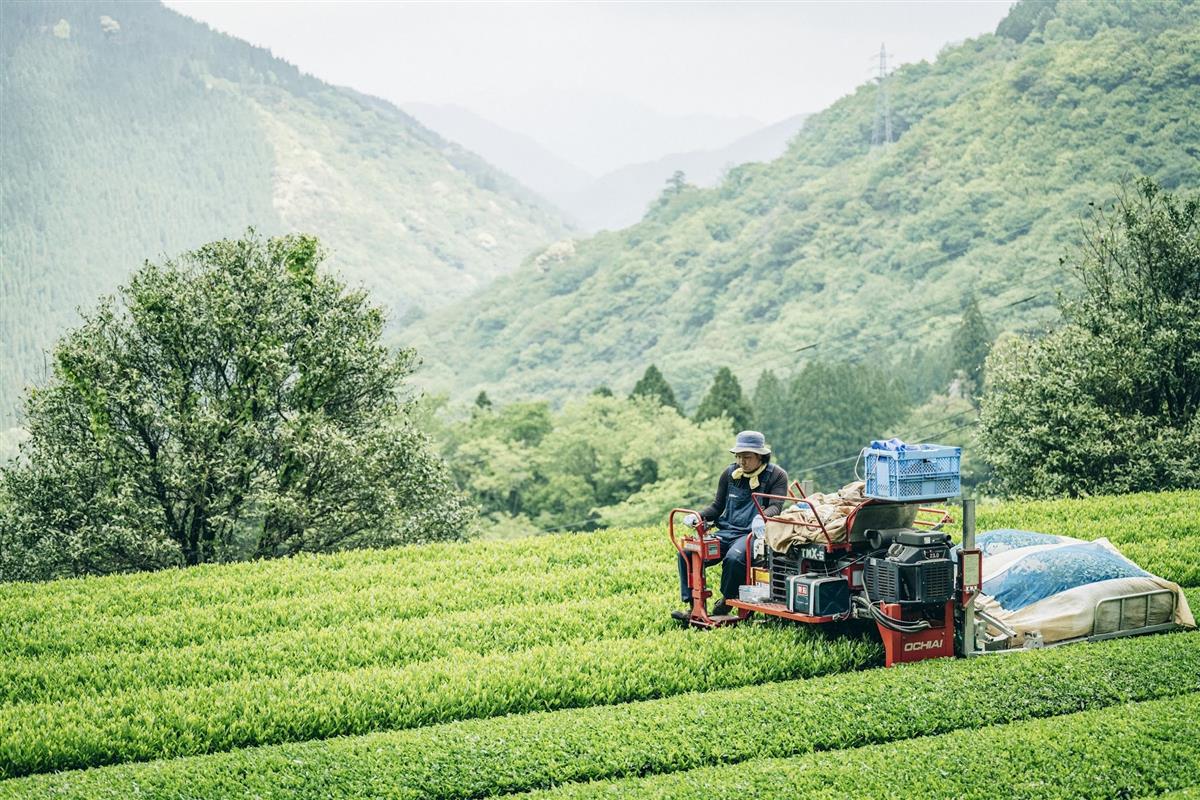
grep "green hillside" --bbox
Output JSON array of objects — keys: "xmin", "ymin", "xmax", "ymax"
[
  {"xmin": 0, "ymin": 0, "xmax": 569, "ymax": 424},
  {"xmin": 0, "ymin": 490, "xmax": 1197, "ymax": 797},
  {"xmin": 407, "ymin": 0, "xmax": 1200, "ymax": 408}
]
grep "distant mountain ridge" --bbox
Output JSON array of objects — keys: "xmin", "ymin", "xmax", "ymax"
[
  {"xmin": 406, "ymin": 0, "xmax": 1200, "ymax": 410},
  {"xmin": 562, "ymin": 112, "xmax": 811, "ymax": 231},
  {"xmin": 473, "ymin": 88, "xmax": 766, "ymax": 177},
  {"xmin": 403, "ymin": 102, "xmax": 595, "ymax": 212},
  {"xmin": 406, "ymin": 102, "xmax": 810, "ymax": 232},
  {"xmin": 0, "ymin": 0, "xmax": 569, "ymax": 423}
]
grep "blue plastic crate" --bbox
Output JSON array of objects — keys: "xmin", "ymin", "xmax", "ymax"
[{"xmin": 863, "ymin": 444, "xmax": 961, "ymax": 501}]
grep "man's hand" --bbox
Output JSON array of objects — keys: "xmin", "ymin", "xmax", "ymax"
[
  {"xmin": 751, "ymin": 516, "xmax": 765, "ymax": 537},
  {"xmin": 683, "ymin": 513, "xmax": 699, "ymax": 528}
]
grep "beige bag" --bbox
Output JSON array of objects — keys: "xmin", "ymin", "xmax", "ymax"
[{"xmin": 764, "ymin": 481, "xmax": 867, "ymax": 551}]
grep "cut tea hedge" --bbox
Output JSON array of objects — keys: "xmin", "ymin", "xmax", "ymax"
[
  {"xmin": 0, "ymin": 491, "xmax": 1196, "ymax": 797},
  {"xmin": 512, "ymin": 692, "xmax": 1200, "ymax": 799},
  {"xmin": 0, "ymin": 626, "xmax": 879, "ymax": 777},
  {"xmin": 3, "ymin": 630, "xmax": 1197, "ymax": 800},
  {"xmin": 0, "ymin": 591, "xmax": 678, "ymax": 705},
  {"xmin": 971, "ymin": 489, "xmax": 1200, "ymax": 586},
  {"xmin": 0, "ymin": 543, "xmax": 666, "ymax": 658}
]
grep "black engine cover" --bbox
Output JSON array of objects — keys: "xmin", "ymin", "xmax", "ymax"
[{"xmin": 864, "ymin": 530, "xmax": 954, "ymax": 604}]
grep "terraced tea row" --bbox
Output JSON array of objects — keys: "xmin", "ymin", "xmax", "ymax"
[
  {"xmin": 1, "ymin": 558, "xmax": 668, "ymax": 659},
  {"xmin": 9, "ymin": 494, "xmax": 1196, "ymax": 661},
  {"xmin": 0, "ymin": 591, "xmax": 677, "ymax": 706},
  {"xmin": 1108, "ymin": 537, "xmax": 1200, "ymax": 588},
  {"xmin": 0, "ymin": 624, "xmax": 878, "ymax": 777},
  {"xmin": 3, "ymin": 631, "xmax": 1196, "ymax": 799},
  {"xmin": 974, "ymin": 490, "xmax": 1200, "ymax": 586},
  {"xmin": 516, "ymin": 691, "xmax": 1200, "ymax": 799},
  {"xmin": 0, "ymin": 527, "xmax": 656, "ymax": 625},
  {"xmin": 976, "ymin": 490, "xmax": 1200, "ymax": 540},
  {"xmin": 4, "ymin": 490, "xmax": 1195, "ymax": 649},
  {"xmin": 6, "ymin": 489, "xmax": 1195, "ymax": 632},
  {"xmin": 1, "ymin": 491, "xmax": 1195, "ymax": 788}
]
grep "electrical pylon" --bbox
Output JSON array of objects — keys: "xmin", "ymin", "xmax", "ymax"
[{"xmin": 871, "ymin": 43, "xmax": 894, "ymax": 148}]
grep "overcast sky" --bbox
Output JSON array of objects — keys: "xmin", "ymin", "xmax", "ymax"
[{"xmin": 165, "ymin": 1, "xmax": 1014, "ymax": 127}]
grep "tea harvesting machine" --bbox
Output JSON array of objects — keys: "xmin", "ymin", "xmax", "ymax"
[{"xmin": 668, "ymin": 445, "xmax": 1186, "ymax": 667}]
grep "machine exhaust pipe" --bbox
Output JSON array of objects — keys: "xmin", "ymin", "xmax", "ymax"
[{"xmin": 960, "ymin": 497, "xmax": 977, "ymax": 656}]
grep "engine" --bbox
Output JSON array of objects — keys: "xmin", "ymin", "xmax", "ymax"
[{"xmin": 864, "ymin": 529, "xmax": 955, "ymax": 605}]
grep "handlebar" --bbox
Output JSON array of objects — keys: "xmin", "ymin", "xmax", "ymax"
[{"xmin": 668, "ymin": 507, "xmax": 709, "ymax": 557}]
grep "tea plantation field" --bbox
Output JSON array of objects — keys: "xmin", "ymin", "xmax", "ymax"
[{"xmin": 1, "ymin": 490, "xmax": 1198, "ymax": 799}]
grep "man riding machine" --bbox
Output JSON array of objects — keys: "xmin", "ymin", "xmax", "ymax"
[{"xmin": 672, "ymin": 430, "xmax": 788, "ymax": 623}]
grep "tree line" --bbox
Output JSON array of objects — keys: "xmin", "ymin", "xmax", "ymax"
[{"xmin": 1, "ymin": 178, "xmax": 1195, "ymax": 582}]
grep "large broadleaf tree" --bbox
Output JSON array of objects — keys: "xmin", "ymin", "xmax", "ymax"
[
  {"xmin": 980, "ymin": 178, "xmax": 1200, "ymax": 497},
  {"xmin": 0, "ymin": 232, "xmax": 472, "ymax": 581}
]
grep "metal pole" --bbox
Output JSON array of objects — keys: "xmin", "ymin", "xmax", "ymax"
[
  {"xmin": 961, "ymin": 497, "xmax": 977, "ymax": 656},
  {"xmin": 801, "ymin": 479, "xmax": 814, "ymax": 496}
]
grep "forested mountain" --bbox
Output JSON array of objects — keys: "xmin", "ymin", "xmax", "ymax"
[
  {"xmin": 407, "ymin": 0, "xmax": 1200, "ymax": 410},
  {"xmin": 0, "ymin": 0, "xmax": 569, "ymax": 424}
]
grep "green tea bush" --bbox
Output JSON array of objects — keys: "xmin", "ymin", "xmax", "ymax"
[
  {"xmin": 0, "ymin": 626, "xmax": 877, "ymax": 777},
  {"xmin": 3, "ymin": 631, "xmax": 1195, "ymax": 799},
  {"xmin": 0, "ymin": 492, "xmax": 1195, "ymax": 790},
  {"xmin": 0, "ymin": 526, "xmax": 657, "ymax": 630},
  {"xmin": 0, "ymin": 558, "xmax": 668, "ymax": 659},
  {"xmin": 972, "ymin": 490, "xmax": 1200, "ymax": 586},
  {"xmin": 0, "ymin": 591, "xmax": 674, "ymax": 705},
  {"xmin": 518, "ymin": 692, "xmax": 1200, "ymax": 799}
]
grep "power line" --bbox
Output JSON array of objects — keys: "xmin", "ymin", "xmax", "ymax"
[
  {"xmin": 923, "ymin": 419, "xmax": 980, "ymax": 441},
  {"xmin": 736, "ymin": 255, "xmax": 1069, "ymax": 376},
  {"xmin": 497, "ymin": 172, "xmax": 1200, "ymax": 535},
  {"xmin": 762, "ymin": 167, "xmax": 1200, "ymax": 369},
  {"xmin": 733, "ymin": 218, "xmax": 1057, "ymax": 369},
  {"xmin": 690, "ymin": 162, "xmax": 1200, "ymax": 383},
  {"xmin": 795, "ymin": 418, "xmax": 980, "ymax": 480},
  {"xmin": 792, "ymin": 451, "xmax": 861, "ymax": 476},
  {"xmin": 998, "ymin": 293, "xmax": 1043, "ymax": 309},
  {"xmin": 690, "ymin": 208, "xmax": 1075, "ymax": 382},
  {"xmin": 532, "ymin": 491, "xmax": 713, "ymax": 535},
  {"xmin": 905, "ymin": 407, "xmax": 977, "ymax": 437},
  {"xmin": 729, "ymin": 217, "xmax": 1060, "ymax": 371},
  {"xmin": 525, "ymin": 413, "xmax": 984, "ymax": 535}
]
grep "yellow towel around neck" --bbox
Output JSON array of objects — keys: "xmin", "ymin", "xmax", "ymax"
[{"xmin": 731, "ymin": 463, "xmax": 767, "ymax": 489}]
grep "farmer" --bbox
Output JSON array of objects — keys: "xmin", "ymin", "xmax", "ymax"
[{"xmin": 679, "ymin": 430, "xmax": 789, "ymax": 615}]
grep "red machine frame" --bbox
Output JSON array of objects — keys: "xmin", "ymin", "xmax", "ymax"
[{"xmin": 668, "ymin": 508, "xmax": 751, "ymax": 627}]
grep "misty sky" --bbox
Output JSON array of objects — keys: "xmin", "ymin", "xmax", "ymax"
[{"xmin": 165, "ymin": 1, "xmax": 1015, "ymax": 172}]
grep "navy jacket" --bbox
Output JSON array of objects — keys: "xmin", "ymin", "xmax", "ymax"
[{"xmin": 700, "ymin": 462, "xmax": 789, "ymax": 537}]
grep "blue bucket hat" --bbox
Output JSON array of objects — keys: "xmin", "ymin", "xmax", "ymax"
[{"xmin": 729, "ymin": 430, "xmax": 771, "ymax": 455}]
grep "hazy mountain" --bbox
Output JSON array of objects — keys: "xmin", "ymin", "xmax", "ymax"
[
  {"xmin": 1, "ymin": 0, "xmax": 569, "ymax": 422},
  {"xmin": 403, "ymin": 102, "xmax": 594, "ymax": 213},
  {"xmin": 475, "ymin": 88, "xmax": 765, "ymax": 176},
  {"xmin": 563, "ymin": 112, "xmax": 811, "ymax": 232},
  {"xmin": 403, "ymin": 102, "xmax": 810, "ymax": 233},
  {"xmin": 405, "ymin": 0, "xmax": 1200, "ymax": 410}
]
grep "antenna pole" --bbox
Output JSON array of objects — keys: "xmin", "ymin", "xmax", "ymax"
[{"xmin": 871, "ymin": 43, "xmax": 894, "ymax": 148}]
